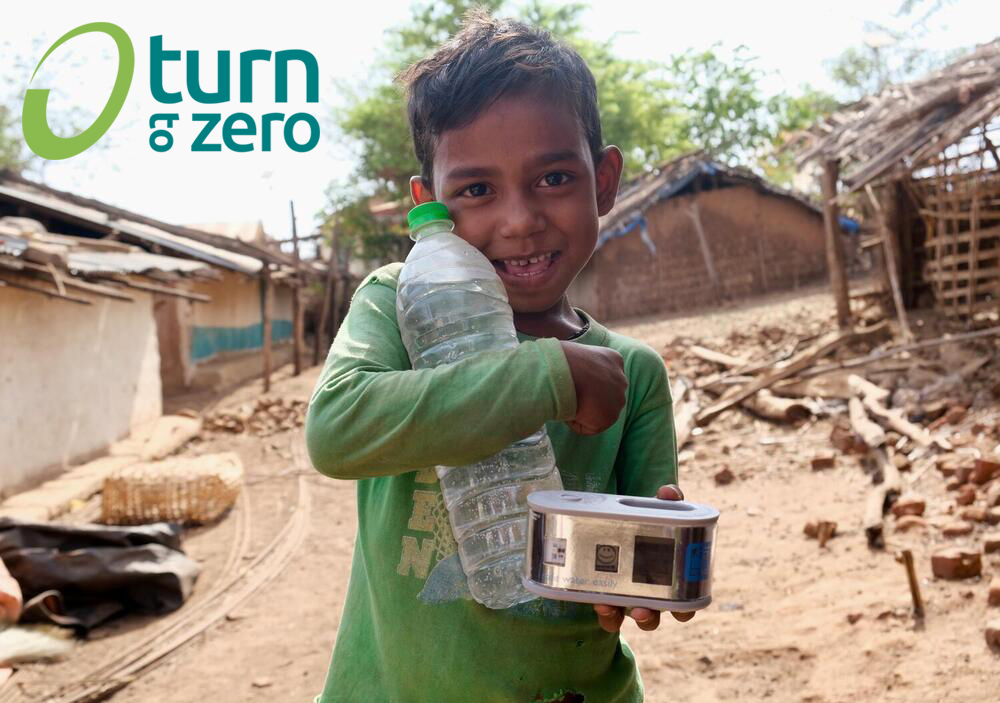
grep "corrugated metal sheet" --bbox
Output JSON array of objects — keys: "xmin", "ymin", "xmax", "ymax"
[
  {"xmin": 67, "ymin": 250, "xmax": 212, "ymax": 275},
  {"xmin": 0, "ymin": 182, "xmax": 261, "ymax": 274}
]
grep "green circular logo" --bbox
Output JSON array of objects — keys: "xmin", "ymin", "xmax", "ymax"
[{"xmin": 22, "ymin": 22, "xmax": 134, "ymax": 160}]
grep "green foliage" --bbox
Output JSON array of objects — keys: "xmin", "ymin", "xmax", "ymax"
[
  {"xmin": 668, "ymin": 46, "xmax": 769, "ymax": 161},
  {"xmin": 759, "ymin": 87, "xmax": 841, "ymax": 187},
  {"xmin": 0, "ymin": 104, "xmax": 29, "ymax": 173},
  {"xmin": 321, "ymin": 0, "xmax": 841, "ymax": 257}
]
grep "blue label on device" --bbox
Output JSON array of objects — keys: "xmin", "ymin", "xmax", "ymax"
[{"xmin": 684, "ymin": 542, "xmax": 710, "ymax": 581}]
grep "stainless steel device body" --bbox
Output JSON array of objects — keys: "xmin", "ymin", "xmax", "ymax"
[{"xmin": 523, "ymin": 490, "xmax": 719, "ymax": 611}]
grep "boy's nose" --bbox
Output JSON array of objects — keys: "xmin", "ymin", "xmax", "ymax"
[{"xmin": 497, "ymin": 196, "xmax": 544, "ymax": 242}]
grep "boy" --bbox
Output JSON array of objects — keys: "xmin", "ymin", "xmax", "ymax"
[{"xmin": 307, "ymin": 11, "xmax": 686, "ymax": 702}]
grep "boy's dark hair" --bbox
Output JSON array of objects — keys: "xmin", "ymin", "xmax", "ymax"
[{"xmin": 399, "ymin": 10, "xmax": 603, "ymax": 185}]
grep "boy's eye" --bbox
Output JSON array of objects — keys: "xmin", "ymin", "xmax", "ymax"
[
  {"xmin": 539, "ymin": 172, "xmax": 572, "ymax": 187},
  {"xmin": 459, "ymin": 183, "xmax": 491, "ymax": 198}
]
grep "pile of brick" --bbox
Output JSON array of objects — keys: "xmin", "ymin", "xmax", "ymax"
[{"xmin": 202, "ymin": 397, "xmax": 308, "ymax": 437}]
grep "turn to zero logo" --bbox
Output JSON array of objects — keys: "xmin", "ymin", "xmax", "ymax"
[
  {"xmin": 22, "ymin": 22, "xmax": 135, "ymax": 161},
  {"xmin": 21, "ymin": 22, "xmax": 320, "ymax": 160}
]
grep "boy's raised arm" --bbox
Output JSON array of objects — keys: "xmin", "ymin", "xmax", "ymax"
[{"xmin": 305, "ymin": 278, "xmax": 577, "ymax": 479}]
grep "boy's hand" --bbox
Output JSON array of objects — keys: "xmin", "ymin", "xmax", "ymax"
[
  {"xmin": 593, "ymin": 484, "xmax": 696, "ymax": 633},
  {"xmin": 560, "ymin": 342, "xmax": 627, "ymax": 435}
]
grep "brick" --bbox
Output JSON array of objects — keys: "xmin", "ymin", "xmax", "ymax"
[
  {"xmin": 811, "ymin": 453, "xmax": 835, "ymax": 471},
  {"xmin": 891, "ymin": 494, "xmax": 926, "ymax": 518},
  {"xmin": 830, "ymin": 426, "xmax": 867, "ymax": 455},
  {"xmin": 961, "ymin": 506, "xmax": 988, "ymax": 522},
  {"xmin": 892, "ymin": 453, "xmax": 911, "ymax": 472},
  {"xmin": 894, "ymin": 515, "xmax": 928, "ymax": 532},
  {"xmin": 713, "ymin": 467, "xmax": 735, "ymax": 486},
  {"xmin": 987, "ymin": 620, "xmax": 1000, "ymax": 651},
  {"xmin": 956, "ymin": 484, "xmax": 977, "ymax": 506},
  {"xmin": 936, "ymin": 453, "xmax": 962, "ymax": 477},
  {"xmin": 942, "ymin": 522, "xmax": 974, "ymax": 537},
  {"xmin": 989, "ymin": 577, "xmax": 1000, "ymax": 607},
  {"xmin": 931, "ymin": 548, "xmax": 982, "ymax": 579},
  {"xmin": 984, "ymin": 533, "xmax": 1000, "ymax": 554},
  {"xmin": 803, "ymin": 521, "xmax": 837, "ymax": 540},
  {"xmin": 945, "ymin": 405, "xmax": 968, "ymax": 424},
  {"xmin": 986, "ymin": 508, "xmax": 1000, "ymax": 526},
  {"xmin": 972, "ymin": 458, "xmax": 1000, "ymax": 485},
  {"xmin": 987, "ymin": 481, "xmax": 1000, "ymax": 507},
  {"xmin": 955, "ymin": 466, "xmax": 974, "ymax": 485}
]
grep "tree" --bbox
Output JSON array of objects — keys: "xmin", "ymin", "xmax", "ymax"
[
  {"xmin": 322, "ymin": 0, "xmax": 691, "ymax": 261},
  {"xmin": 759, "ymin": 87, "xmax": 840, "ymax": 187},
  {"xmin": 0, "ymin": 104, "xmax": 29, "ymax": 173},
  {"xmin": 321, "ymin": 0, "xmax": 838, "ymax": 257},
  {"xmin": 668, "ymin": 45, "xmax": 770, "ymax": 162}
]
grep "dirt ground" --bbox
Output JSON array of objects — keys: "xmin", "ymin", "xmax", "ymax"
[{"xmin": 9, "ymin": 283, "xmax": 1000, "ymax": 703}]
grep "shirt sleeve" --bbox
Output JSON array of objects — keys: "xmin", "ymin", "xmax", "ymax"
[
  {"xmin": 613, "ymin": 344, "xmax": 679, "ymax": 497},
  {"xmin": 305, "ymin": 278, "xmax": 577, "ymax": 479}
]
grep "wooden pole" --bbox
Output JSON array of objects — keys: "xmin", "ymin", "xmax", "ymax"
[
  {"xmin": 866, "ymin": 183, "xmax": 913, "ymax": 340},
  {"xmin": 261, "ymin": 264, "xmax": 272, "ymax": 393},
  {"xmin": 687, "ymin": 201, "xmax": 722, "ymax": 302},
  {"xmin": 289, "ymin": 200, "xmax": 303, "ymax": 376},
  {"xmin": 821, "ymin": 159, "xmax": 851, "ymax": 328},
  {"xmin": 313, "ymin": 226, "xmax": 340, "ymax": 366},
  {"xmin": 900, "ymin": 549, "xmax": 925, "ymax": 619}
]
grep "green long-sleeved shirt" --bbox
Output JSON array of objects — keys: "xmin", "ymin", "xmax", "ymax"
[{"xmin": 307, "ymin": 263, "xmax": 677, "ymax": 703}]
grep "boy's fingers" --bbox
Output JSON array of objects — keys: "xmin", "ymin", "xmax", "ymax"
[
  {"xmin": 567, "ymin": 420, "xmax": 598, "ymax": 435},
  {"xmin": 656, "ymin": 484, "xmax": 684, "ymax": 501},
  {"xmin": 630, "ymin": 607, "xmax": 660, "ymax": 631},
  {"xmin": 670, "ymin": 610, "xmax": 696, "ymax": 622},
  {"xmin": 593, "ymin": 604, "xmax": 625, "ymax": 632}
]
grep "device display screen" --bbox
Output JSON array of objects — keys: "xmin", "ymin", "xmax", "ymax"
[{"xmin": 631, "ymin": 536, "xmax": 675, "ymax": 585}]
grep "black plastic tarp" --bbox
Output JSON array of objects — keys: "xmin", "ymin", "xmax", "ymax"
[{"xmin": 0, "ymin": 519, "xmax": 200, "ymax": 633}]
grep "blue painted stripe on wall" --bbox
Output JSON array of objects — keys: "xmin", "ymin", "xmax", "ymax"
[{"xmin": 190, "ymin": 320, "xmax": 293, "ymax": 362}]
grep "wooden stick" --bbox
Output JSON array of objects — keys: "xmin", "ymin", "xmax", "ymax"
[
  {"xmin": 674, "ymin": 398, "xmax": 699, "ymax": 450},
  {"xmin": 822, "ymin": 159, "xmax": 851, "ymax": 328},
  {"xmin": 689, "ymin": 345, "xmax": 748, "ymax": 368},
  {"xmin": 696, "ymin": 323, "xmax": 887, "ymax": 425},
  {"xmin": 743, "ymin": 389, "xmax": 812, "ymax": 423},
  {"xmin": 100, "ymin": 274, "xmax": 211, "ymax": 302},
  {"xmin": 313, "ymin": 233, "xmax": 338, "ymax": 367},
  {"xmin": 900, "ymin": 549, "xmax": 925, "ymax": 619},
  {"xmin": 798, "ymin": 324, "xmax": 1000, "ymax": 379},
  {"xmin": 261, "ymin": 264, "xmax": 272, "ymax": 393},
  {"xmin": 864, "ymin": 448, "xmax": 902, "ymax": 549},
  {"xmin": 687, "ymin": 201, "xmax": 722, "ymax": 302},
  {"xmin": 861, "ymin": 394, "xmax": 951, "ymax": 450},
  {"xmin": 0, "ymin": 275, "xmax": 91, "ymax": 305},
  {"xmin": 850, "ymin": 396, "xmax": 887, "ymax": 447},
  {"xmin": 289, "ymin": 200, "xmax": 303, "ymax": 375},
  {"xmin": 847, "ymin": 374, "xmax": 891, "ymax": 403},
  {"xmin": 866, "ymin": 183, "xmax": 913, "ymax": 340}
]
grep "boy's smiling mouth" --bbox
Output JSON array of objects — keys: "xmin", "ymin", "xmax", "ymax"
[{"xmin": 492, "ymin": 251, "xmax": 561, "ymax": 284}]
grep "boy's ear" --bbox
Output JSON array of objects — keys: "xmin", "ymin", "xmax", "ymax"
[
  {"xmin": 410, "ymin": 176, "xmax": 434, "ymax": 206},
  {"xmin": 594, "ymin": 146, "xmax": 624, "ymax": 217}
]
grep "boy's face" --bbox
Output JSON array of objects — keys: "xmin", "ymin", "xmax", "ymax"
[{"xmin": 410, "ymin": 93, "xmax": 623, "ymax": 314}]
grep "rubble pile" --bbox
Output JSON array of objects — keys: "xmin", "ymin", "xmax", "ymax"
[
  {"xmin": 668, "ymin": 311, "xmax": 1000, "ymax": 650},
  {"xmin": 203, "ymin": 397, "xmax": 308, "ymax": 437}
]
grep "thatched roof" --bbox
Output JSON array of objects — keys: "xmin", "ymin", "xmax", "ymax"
[{"xmin": 797, "ymin": 37, "xmax": 1000, "ymax": 191}]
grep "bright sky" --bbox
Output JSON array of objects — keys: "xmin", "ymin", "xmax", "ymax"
[{"xmin": 2, "ymin": 0, "xmax": 998, "ymax": 243}]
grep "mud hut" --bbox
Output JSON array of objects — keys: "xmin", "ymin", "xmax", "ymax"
[{"xmin": 568, "ymin": 153, "xmax": 833, "ymax": 321}]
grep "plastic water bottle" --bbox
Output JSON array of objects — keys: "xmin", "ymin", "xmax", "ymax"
[{"xmin": 396, "ymin": 202, "xmax": 564, "ymax": 609}]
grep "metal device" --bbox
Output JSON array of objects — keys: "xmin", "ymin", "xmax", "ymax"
[{"xmin": 523, "ymin": 490, "xmax": 719, "ymax": 611}]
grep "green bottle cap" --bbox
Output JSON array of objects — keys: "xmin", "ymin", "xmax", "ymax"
[{"xmin": 407, "ymin": 201, "xmax": 451, "ymax": 231}]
